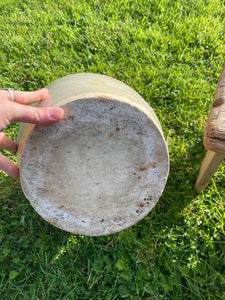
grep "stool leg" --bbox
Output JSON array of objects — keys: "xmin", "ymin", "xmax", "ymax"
[{"xmin": 195, "ymin": 150, "xmax": 225, "ymax": 193}]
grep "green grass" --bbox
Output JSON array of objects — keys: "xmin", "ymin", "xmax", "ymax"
[{"xmin": 0, "ymin": 0, "xmax": 225, "ymax": 299}]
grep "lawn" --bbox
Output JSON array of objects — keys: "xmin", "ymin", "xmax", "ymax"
[{"xmin": 0, "ymin": 0, "xmax": 225, "ymax": 299}]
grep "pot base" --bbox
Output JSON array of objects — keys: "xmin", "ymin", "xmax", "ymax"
[{"xmin": 20, "ymin": 97, "xmax": 168, "ymax": 236}]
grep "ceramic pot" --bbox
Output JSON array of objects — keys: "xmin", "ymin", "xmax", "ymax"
[{"xmin": 18, "ymin": 73, "xmax": 169, "ymax": 236}]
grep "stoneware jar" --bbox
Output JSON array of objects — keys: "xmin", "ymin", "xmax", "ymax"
[{"xmin": 18, "ymin": 73, "xmax": 169, "ymax": 236}]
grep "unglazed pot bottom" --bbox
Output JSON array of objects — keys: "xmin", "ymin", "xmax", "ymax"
[{"xmin": 18, "ymin": 74, "xmax": 169, "ymax": 236}]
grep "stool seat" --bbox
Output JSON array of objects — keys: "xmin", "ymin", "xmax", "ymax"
[{"xmin": 195, "ymin": 64, "xmax": 225, "ymax": 193}]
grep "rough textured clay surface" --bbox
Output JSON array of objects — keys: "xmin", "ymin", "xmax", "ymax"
[{"xmin": 19, "ymin": 74, "xmax": 169, "ymax": 236}]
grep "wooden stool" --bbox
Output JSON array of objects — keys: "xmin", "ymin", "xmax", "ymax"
[{"xmin": 195, "ymin": 64, "xmax": 225, "ymax": 193}]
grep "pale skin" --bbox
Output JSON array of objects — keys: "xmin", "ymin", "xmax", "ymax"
[{"xmin": 0, "ymin": 88, "xmax": 64, "ymax": 179}]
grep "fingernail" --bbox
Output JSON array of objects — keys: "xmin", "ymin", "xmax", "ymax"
[{"xmin": 48, "ymin": 108, "xmax": 64, "ymax": 120}]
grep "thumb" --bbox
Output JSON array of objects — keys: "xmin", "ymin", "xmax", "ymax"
[{"xmin": 8, "ymin": 102, "xmax": 64, "ymax": 125}]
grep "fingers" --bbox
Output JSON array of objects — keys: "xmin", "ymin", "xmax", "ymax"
[
  {"xmin": 0, "ymin": 87, "xmax": 63, "ymax": 179},
  {"xmin": 14, "ymin": 88, "xmax": 49, "ymax": 104},
  {"xmin": 0, "ymin": 153, "xmax": 20, "ymax": 179},
  {"xmin": 0, "ymin": 132, "xmax": 18, "ymax": 153},
  {"xmin": 0, "ymin": 88, "xmax": 49, "ymax": 105},
  {"xmin": 0, "ymin": 87, "xmax": 64, "ymax": 125},
  {"xmin": 0, "ymin": 133, "xmax": 19, "ymax": 178},
  {"xmin": 0, "ymin": 100, "xmax": 64, "ymax": 127},
  {"xmin": 10, "ymin": 102, "xmax": 64, "ymax": 125}
]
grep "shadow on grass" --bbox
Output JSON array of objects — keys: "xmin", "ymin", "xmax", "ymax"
[{"xmin": 161, "ymin": 139, "xmax": 205, "ymax": 212}]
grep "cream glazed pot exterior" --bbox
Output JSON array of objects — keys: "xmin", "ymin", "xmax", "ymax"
[{"xmin": 18, "ymin": 73, "xmax": 169, "ymax": 236}]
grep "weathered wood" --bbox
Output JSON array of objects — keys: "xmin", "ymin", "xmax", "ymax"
[
  {"xmin": 204, "ymin": 64, "xmax": 225, "ymax": 153},
  {"xmin": 195, "ymin": 64, "xmax": 225, "ymax": 193},
  {"xmin": 195, "ymin": 150, "xmax": 225, "ymax": 193}
]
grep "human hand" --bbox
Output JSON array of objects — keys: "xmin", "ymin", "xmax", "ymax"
[{"xmin": 0, "ymin": 88, "xmax": 64, "ymax": 178}]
